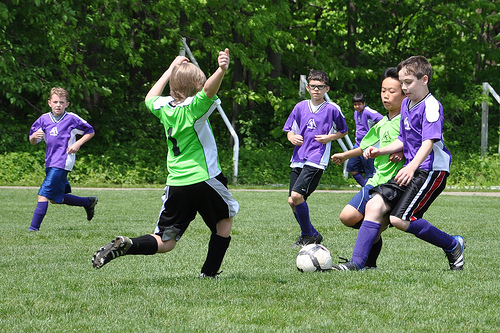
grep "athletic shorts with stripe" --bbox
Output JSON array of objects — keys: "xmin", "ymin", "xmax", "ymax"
[
  {"xmin": 369, "ymin": 168, "xmax": 448, "ymax": 222},
  {"xmin": 289, "ymin": 165, "xmax": 324, "ymax": 200},
  {"xmin": 154, "ymin": 173, "xmax": 239, "ymax": 242}
]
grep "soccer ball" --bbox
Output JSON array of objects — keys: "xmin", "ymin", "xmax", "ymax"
[{"xmin": 296, "ymin": 243, "xmax": 333, "ymax": 272}]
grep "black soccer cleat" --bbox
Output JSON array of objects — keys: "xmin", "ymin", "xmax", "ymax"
[
  {"xmin": 444, "ymin": 235, "xmax": 465, "ymax": 270},
  {"xmin": 92, "ymin": 236, "xmax": 132, "ymax": 269},
  {"xmin": 85, "ymin": 197, "xmax": 98, "ymax": 221},
  {"xmin": 331, "ymin": 258, "xmax": 361, "ymax": 271},
  {"xmin": 291, "ymin": 232, "xmax": 323, "ymax": 248}
]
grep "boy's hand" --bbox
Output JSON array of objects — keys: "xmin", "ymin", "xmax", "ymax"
[
  {"xmin": 331, "ymin": 153, "xmax": 346, "ymax": 165},
  {"xmin": 169, "ymin": 56, "xmax": 190, "ymax": 70},
  {"xmin": 289, "ymin": 134, "xmax": 303, "ymax": 146},
  {"xmin": 67, "ymin": 142, "xmax": 82, "ymax": 154},
  {"xmin": 363, "ymin": 146, "xmax": 379, "ymax": 159},
  {"xmin": 219, "ymin": 49, "xmax": 230, "ymax": 72}
]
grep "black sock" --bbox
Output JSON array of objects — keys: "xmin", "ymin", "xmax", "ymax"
[
  {"xmin": 128, "ymin": 234, "xmax": 158, "ymax": 255},
  {"xmin": 350, "ymin": 219, "xmax": 364, "ymax": 230},
  {"xmin": 201, "ymin": 234, "xmax": 231, "ymax": 276},
  {"xmin": 365, "ymin": 236, "xmax": 383, "ymax": 268}
]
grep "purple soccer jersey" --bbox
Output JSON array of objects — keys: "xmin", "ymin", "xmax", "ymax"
[
  {"xmin": 353, "ymin": 106, "xmax": 383, "ymax": 146},
  {"xmin": 398, "ymin": 94, "xmax": 451, "ymax": 172},
  {"xmin": 29, "ymin": 112, "xmax": 94, "ymax": 171},
  {"xmin": 283, "ymin": 100, "xmax": 348, "ymax": 168}
]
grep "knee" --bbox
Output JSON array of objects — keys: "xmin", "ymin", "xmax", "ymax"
[
  {"xmin": 339, "ymin": 211, "xmax": 357, "ymax": 227},
  {"xmin": 289, "ymin": 191, "xmax": 304, "ymax": 205},
  {"xmin": 216, "ymin": 218, "xmax": 233, "ymax": 237}
]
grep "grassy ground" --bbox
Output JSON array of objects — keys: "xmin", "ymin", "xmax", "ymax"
[{"xmin": 1, "ymin": 187, "xmax": 499, "ymax": 332}]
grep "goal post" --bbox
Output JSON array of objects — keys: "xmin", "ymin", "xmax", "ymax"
[{"xmin": 481, "ymin": 82, "xmax": 500, "ymax": 156}]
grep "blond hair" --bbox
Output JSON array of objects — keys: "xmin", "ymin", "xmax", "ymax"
[
  {"xmin": 169, "ymin": 63, "xmax": 206, "ymax": 103},
  {"xmin": 49, "ymin": 87, "xmax": 69, "ymax": 101}
]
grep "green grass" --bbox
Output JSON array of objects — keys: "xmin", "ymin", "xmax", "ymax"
[{"xmin": 1, "ymin": 187, "xmax": 499, "ymax": 332}]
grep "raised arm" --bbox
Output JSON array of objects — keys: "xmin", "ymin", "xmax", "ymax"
[
  {"xmin": 204, "ymin": 49, "xmax": 229, "ymax": 99},
  {"xmin": 144, "ymin": 56, "xmax": 190, "ymax": 102}
]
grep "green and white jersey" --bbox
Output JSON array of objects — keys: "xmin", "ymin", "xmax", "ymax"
[
  {"xmin": 145, "ymin": 90, "xmax": 221, "ymax": 186},
  {"xmin": 359, "ymin": 114, "xmax": 405, "ymax": 187}
]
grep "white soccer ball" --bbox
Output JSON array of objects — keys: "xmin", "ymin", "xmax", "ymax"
[{"xmin": 296, "ymin": 243, "xmax": 333, "ymax": 272}]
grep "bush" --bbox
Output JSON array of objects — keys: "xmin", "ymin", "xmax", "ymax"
[{"xmin": 1, "ymin": 146, "xmax": 499, "ymax": 189}]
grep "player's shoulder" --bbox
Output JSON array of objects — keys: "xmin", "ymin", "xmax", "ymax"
[
  {"xmin": 424, "ymin": 94, "xmax": 442, "ymax": 122},
  {"xmin": 364, "ymin": 106, "xmax": 380, "ymax": 114}
]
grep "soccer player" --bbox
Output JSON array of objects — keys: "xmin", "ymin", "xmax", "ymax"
[
  {"xmin": 332, "ymin": 56, "xmax": 465, "ymax": 271},
  {"xmin": 331, "ymin": 67, "xmax": 405, "ymax": 268},
  {"xmin": 284, "ymin": 70, "xmax": 348, "ymax": 248},
  {"xmin": 28, "ymin": 87, "xmax": 97, "ymax": 231},
  {"xmin": 92, "ymin": 49, "xmax": 239, "ymax": 279},
  {"xmin": 346, "ymin": 93, "xmax": 383, "ymax": 186}
]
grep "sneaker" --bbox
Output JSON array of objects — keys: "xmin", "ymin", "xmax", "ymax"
[
  {"xmin": 28, "ymin": 227, "xmax": 39, "ymax": 232},
  {"xmin": 291, "ymin": 232, "xmax": 323, "ymax": 248},
  {"xmin": 92, "ymin": 236, "xmax": 132, "ymax": 269},
  {"xmin": 199, "ymin": 272, "xmax": 221, "ymax": 280},
  {"xmin": 444, "ymin": 235, "xmax": 465, "ymax": 270},
  {"xmin": 331, "ymin": 261, "xmax": 361, "ymax": 271},
  {"xmin": 85, "ymin": 197, "xmax": 98, "ymax": 221}
]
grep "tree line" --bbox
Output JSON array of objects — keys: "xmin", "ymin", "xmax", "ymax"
[{"xmin": 1, "ymin": 0, "xmax": 499, "ymax": 162}]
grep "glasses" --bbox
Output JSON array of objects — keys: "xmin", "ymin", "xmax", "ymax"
[{"xmin": 308, "ymin": 84, "xmax": 328, "ymax": 90}]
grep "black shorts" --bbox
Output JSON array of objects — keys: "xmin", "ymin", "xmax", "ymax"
[
  {"xmin": 370, "ymin": 169, "xmax": 448, "ymax": 221},
  {"xmin": 289, "ymin": 165, "xmax": 324, "ymax": 199},
  {"xmin": 154, "ymin": 173, "xmax": 239, "ymax": 241}
]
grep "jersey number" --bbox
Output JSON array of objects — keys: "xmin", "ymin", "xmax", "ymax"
[{"xmin": 167, "ymin": 128, "xmax": 181, "ymax": 156}]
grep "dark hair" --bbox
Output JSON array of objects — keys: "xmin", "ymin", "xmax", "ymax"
[
  {"xmin": 397, "ymin": 55, "xmax": 433, "ymax": 84},
  {"xmin": 307, "ymin": 70, "xmax": 329, "ymax": 85},
  {"xmin": 352, "ymin": 92, "xmax": 365, "ymax": 103},
  {"xmin": 381, "ymin": 67, "xmax": 399, "ymax": 83}
]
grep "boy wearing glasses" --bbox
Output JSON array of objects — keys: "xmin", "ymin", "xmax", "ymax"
[{"xmin": 284, "ymin": 70, "xmax": 348, "ymax": 248}]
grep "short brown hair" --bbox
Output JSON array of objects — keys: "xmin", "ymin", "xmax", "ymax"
[
  {"xmin": 307, "ymin": 70, "xmax": 329, "ymax": 86},
  {"xmin": 49, "ymin": 87, "xmax": 69, "ymax": 101},
  {"xmin": 397, "ymin": 56, "xmax": 433, "ymax": 84},
  {"xmin": 169, "ymin": 63, "xmax": 207, "ymax": 102}
]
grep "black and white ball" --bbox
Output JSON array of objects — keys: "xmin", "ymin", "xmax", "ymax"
[{"xmin": 296, "ymin": 244, "xmax": 333, "ymax": 272}]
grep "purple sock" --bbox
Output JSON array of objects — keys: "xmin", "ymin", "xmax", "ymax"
[
  {"xmin": 352, "ymin": 173, "xmax": 366, "ymax": 186},
  {"xmin": 351, "ymin": 220, "xmax": 381, "ymax": 268},
  {"xmin": 30, "ymin": 201, "xmax": 49, "ymax": 230},
  {"xmin": 406, "ymin": 218, "xmax": 456, "ymax": 250},
  {"xmin": 63, "ymin": 194, "xmax": 91, "ymax": 207},
  {"xmin": 294, "ymin": 201, "xmax": 317, "ymax": 236}
]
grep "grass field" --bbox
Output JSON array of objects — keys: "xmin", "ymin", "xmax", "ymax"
[{"xmin": 1, "ymin": 187, "xmax": 499, "ymax": 332}]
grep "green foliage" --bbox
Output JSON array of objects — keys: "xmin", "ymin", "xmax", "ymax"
[
  {"xmin": 449, "ymin": 153, "xmax": 500, "ymax": 188},
  {"xmin": 1, "ymin": 0, "xmax": 499, "ymax": 182},
  {"xmin": 2, "ymin": 146, "xmax": 499, "ymax": 189}
]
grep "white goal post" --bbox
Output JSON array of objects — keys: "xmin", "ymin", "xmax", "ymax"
[{"xmin": 481, "ymin": 82, "xmax": 500, "ymax": 156}]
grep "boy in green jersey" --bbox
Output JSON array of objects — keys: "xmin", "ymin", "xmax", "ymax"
[
  {"xmin": 331, "ymin": 67, "xmax": 405, "ymax": 268},
  {"xmin": 92, "ymin": 49, "xmax": 239, "ymax": 279}
]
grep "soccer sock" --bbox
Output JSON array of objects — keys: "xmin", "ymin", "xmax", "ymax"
[
  {"xmin": 365, "ymin": 236, "xmax": 382, "ymax": 268},
  {"xmin": 406, "ymin": 218, "xmax": 456, "ymax": 250},
  {"xmin": 351, "ymin": 220, "xmax": 381, "ymax": 269},
  {"xmin": 294, "ymin": 201, "xmax": 317, "ymax": 236},
  {"xmin": 201, "ymin": 234, "xmax": 231, "ymax": 276},
  {"xmin": 352, "ymin": 173, "xmax": 366, "ymax": 186},
  {"xmin": 128, "ymin": 234, "xmax": 158, "ymax": 255},
  {"xmin": 62, "ymin": 194, "xmax": 91, "ymax": 207},
  {"xmin": 30, "ymin": 201, "xmax": 48, "ymax": 230},
  {"xmin": 350, "ymin": 219, "xmax": 364, "ymax": 230}
]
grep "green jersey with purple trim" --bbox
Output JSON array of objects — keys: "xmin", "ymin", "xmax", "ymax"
[
  {"xmin": 145, "ymin": 90, "xmax": 221, "ymax": 186},
  {"xmin": 359, "ymin": 114, "xmax": 405, "ymax": 187}
]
